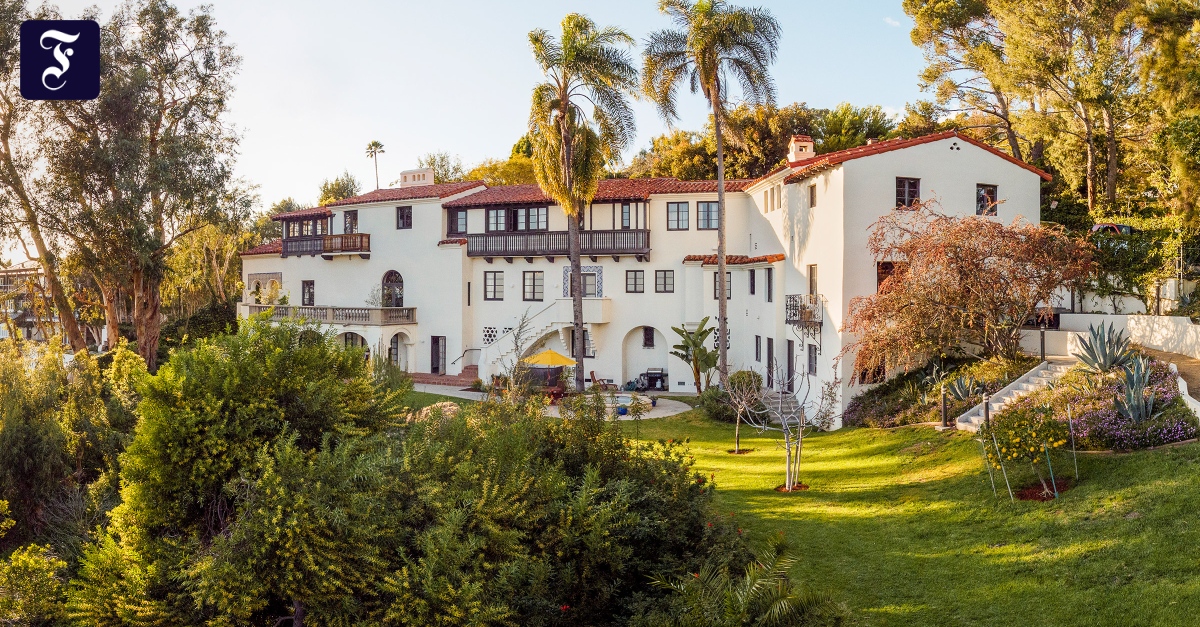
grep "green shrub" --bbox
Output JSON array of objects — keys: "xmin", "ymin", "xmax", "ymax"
[
  {"xmin": 700, "ymin": 386, "xmax": 736, "ymax": 423},
  {"xmin": 0, "ymin": 543, "xmax": 66, "ymax": 624},
  {"xmin": 728, "ymin": 369, "xmax": 763, "ymax": 390}
]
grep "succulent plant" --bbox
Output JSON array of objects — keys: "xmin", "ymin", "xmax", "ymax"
[
  {"xmin": 947, "ymin": 375, "xmax": 984, "ymax": 401},
  {"xmin": 920, "ymin": 362, "xmax": 950, "ymax": 389},
  {"xmin": 1115, "ymin": 356, "xmax": 1160, "ymax": 424},
  {"xmin": 1073, "ymin": 322, "xmax": 1133, "ymax": 374}
]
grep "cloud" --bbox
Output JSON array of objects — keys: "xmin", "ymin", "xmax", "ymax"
[{"xmin": 884, "ymin": 17, "xmax": 901, "ymax": 27}]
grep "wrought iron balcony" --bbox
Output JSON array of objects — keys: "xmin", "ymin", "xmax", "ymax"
[
  {"xmin": 242, "ymin": 303, "xmax": 415, "ymax": 325},
  {"xmin": 785, "ymin": 293, "xmax": 823, "ymax": 327},
  {"xmin": 281, "ymin": 233, "xmax": 371, "ymax": 258},
  {"xmin": 465, "ymin": 229, "xmax": 650, "ymax": 259}
]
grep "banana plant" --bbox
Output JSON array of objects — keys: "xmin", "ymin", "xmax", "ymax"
[
  {"xmin": 1073, "ymin": 322, "xmax": 1133, "ymax": 374},
  {"xmin": 1115, "ymin": 356, "xmax": 1160, "ymax": 423},
  {"xmin": 947, "ymin": 375, "xmax": 984, "ymax": 401}
]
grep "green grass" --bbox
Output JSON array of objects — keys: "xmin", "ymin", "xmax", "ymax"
[
  {"xmin": 404, "ymin": 391, "xmax": 476, "ymax": 411},
  {"xmin": 627, "ymin": 411, "xmax": 1200, "ymax": 626}
]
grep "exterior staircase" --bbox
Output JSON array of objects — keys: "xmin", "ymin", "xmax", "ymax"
[
  {"xmin": 762, "ymin": 389, "xmax": 802, "ymax": 423},
  {"xmin": 955, "ymin": 358, "xmax": 1074, "ymax": 432},
  {"xmin": 410, "ymin": 365, "xmax": 479, "ymax": 387}
]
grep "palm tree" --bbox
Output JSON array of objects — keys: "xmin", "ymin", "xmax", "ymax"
[
  {"xmin": 528, "ymin": 14, "xmax": 639, "ymax": 392},
  {"xmin": 365, "ymin": 140, "xmax": 385, "ymax": 189},
  {"xmin": 643, "ymin": 0, "xmax": 780, "ymax": 388}
]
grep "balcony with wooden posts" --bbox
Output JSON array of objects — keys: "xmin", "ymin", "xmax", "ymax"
[
  {"xmin": 241, "ymin": 303, "xmax": 415, "ymax": 325},
  {"xmin": 281, "ymin": 233, "xmax": 371, "ymax": 259},
  {"xmin": 465, "ymin": 229, "xmax": 650, "ymax": 261}
]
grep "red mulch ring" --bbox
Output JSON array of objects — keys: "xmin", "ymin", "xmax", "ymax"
[
  {"xmin": 727, "ymin": 449, "xmax": 756, "ymax": 455},
  {"xmin": 1015, "ymin": 477, "xmax": 1074, "ymax": 501},
  {"xmin": 774, "ymin": 483, "xmax": 809, "ymax": 492}
]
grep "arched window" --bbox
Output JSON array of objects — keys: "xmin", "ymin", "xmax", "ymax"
[{"xmin": 382, "ymin": 271, "xmax": 404, "ymax": 308}]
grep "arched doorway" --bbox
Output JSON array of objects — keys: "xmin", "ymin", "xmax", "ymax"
[
  {"xmin": 251, "ymin": 281, "xmax": 263, "ymax": 304},
  {"xmin": 340, "ymin": 332, "xmax": 370, "ymax": 360},
  {"xmin": 388, "ymin": 331, "xmax": 410, "ymax": 371},
  {"xmin": 382, "ymin": 271, "xmax": 404, "ymax": 307},
  {"xmin": 622, "ymin": 326, "xmax": 669, "ymax": 390}
]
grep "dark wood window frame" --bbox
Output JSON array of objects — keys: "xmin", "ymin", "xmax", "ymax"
[
  {"xmin": 713, "ymin": 271, "xmax": 731, "ymax": 300},
  {"xmin": 896, "ymin": 177, "xmax": 920, "ymax": 209},
  {"xmin": 523, "ymin": 271, "xmax": 543, "ymax": 302},
  {"xmin": 697, "ymin": 201, "xmax": 720, "ymax": 230},
  {"xmin": 976, "ymin": 184, "xmax": 998, "ymax": 216},
  {"xmin": 749, "ymin": 269, "xmax": 756, "ymax": 295},
  {"xmin": 667, "ymin": 202, "xmax": 689, "ymax": 230},
  {"xmin": 626, "ymin": 269, "xmax": 644, "ymax": 293},
  {"xmin": 301, "ymin": 280, "xmax": 314, "ymax": 306},
  {"xmin": 642, "ymin": 326, "xmax": 655, "ymax": 348},
  {"xmin": 484, "ymin": 271, "xmax": 504, "ymax": 301},
  {"xmin": 655, "ymin": 270, "xmax": 675, "ymax": 293},
  {"xmin": 765, "ymin": 267, "xmax": 774, "ymax": 302},
  {"xmin": 344, "ymin": 210, "xmax": 359, "ymax": 234},
  {"xmin": 396, "ymin": 206, "xmax": 412, "ymax": 229},
  {"xmin": 448, "ymin": 209, "xmax": 467, "ymax": 235}
]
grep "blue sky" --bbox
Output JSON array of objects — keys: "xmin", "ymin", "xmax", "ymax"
[{"xmin": 55, "ymin": 0, "xmax": 927, "ymax": 209}]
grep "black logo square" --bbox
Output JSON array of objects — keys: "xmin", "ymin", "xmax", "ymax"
[{"xmin": 20, "ymin": 20, "xmax": 100, "ymax": 101}]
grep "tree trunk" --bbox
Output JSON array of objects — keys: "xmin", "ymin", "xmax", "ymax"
[
  {"xmin": 99, "ymin": 281, "xmax": 120, "ymax": 351},
  {"xmin": 734, "ymin": 413, "xmax": 741, "ymax": 453},
  {"xmin": 996, "ymin": 91, "xmax": 1023, "ymax": 162},
  {"xmin": 569, "ymin": 209, "xmax": 586, "ymax": 392},
  {"xmin": 1082, "ymin": 107, "xmax": 1097, "ymax": 214},
  {"xmin": 293, "ymin": 599, "xmax": 305, "ymax": 627},
  {"xmin": 712, "ymin": 98, "xmax": 730, "ymax": 389},
  {"xmin": 132, "ymin": 268, "xmax": 162, "ymax": 371},
  {"xmin": 1103, "ymin": 106, "xmax": 1118, "ymax": 210}
]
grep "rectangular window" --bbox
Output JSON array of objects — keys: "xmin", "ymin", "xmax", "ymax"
[
  {"xmin": 809, "ymin": 184, "xmax": 817, "ymax": 208},
  {"xmin": 977, "ymin": 184, "xmax": 998, "ymax": 216},
  {"xmin": 344, "ymin": 210, "xmax": 358, "ymax": 234},
  {"xmin": 484, "ymin": 271, "xmax": 503, "ymax": 300},
  {"xmin": 755, "ymin": 335, "xmax": 762, "ymax": 362},
  {"xmin": 396, "ymin": 206, "xmax": 412, "ymax": 229},
  {"xmin": 808, "ymin": 264, "xmax": 818, "ymax": 296},
  {"xmin": 570, "ymin": 272, "xmax": 599, "ymax": 297},
  {"xmin": 286, "ymin": 221, "xmax": 299, "ymax": 238},
  {"xmin": 896, "ymin": 177, "xmax": 920, "ymax": 208},
  {"xmin": 514, "ymin": 207, "xmax": 528, "ymax": 231},
  {"xmin": 301, "ymin": 280, "xmax": 314, "ymax": 306},
  {"xmin": 621, "ymin": 203, "xmax": 631, "ymax": 229},
  {"xmin": 448, "ymin": 209, "xmax": 467, "ymax": 235},
  {"xmin": 315, "ymin": 219, "xmax": 327, "ymax": 235},
  {"xmin": 765, "ymin": 267, "xmax": 774, "ymax": 302},
  {"xmin": 528, "ymin": 206, "xmax": 548, "ymax": 230},
  {"xmin": 808, "ymin": 344, "xmax": 818, "ymax": 375},
  {"xmin": 300, "ymin": 220, "xmax": 313, "ymax": 236},
  {"xmin": 486, "ymin": 208, "xmax": 506, "ymax": 232},
  {"xmin": 655, "ymin": 270, "xmax": 675, "ymax": 293},
  {"xmin": 667, "ymin": 202, "xmax": 689, "ymax": 230},
  {"xmin": 713, "ymin": 271, "xmax": 731, "ymax": 300},
  {"xmin": 642, "ymin": 326, "xmax": 655, "ymax": 348},
  {"xmin": 626, "ymin": 270, "xmax": 644, "ymax": 293},
  {"xmin": 749, "ymin": 269, "xmax": 756, "ymax": 295},
  {"xmin": 523, "ymin": 271, "xmax": 543, "ymax": 301},
  {"xmin": 697, "ymin": 201, "xmax": 719, "ymax": 230}
]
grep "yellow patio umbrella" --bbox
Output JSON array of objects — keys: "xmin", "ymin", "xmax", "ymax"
[{"xmin": 523, "ymin": 349, "xmax": 576, "ymax": 367}]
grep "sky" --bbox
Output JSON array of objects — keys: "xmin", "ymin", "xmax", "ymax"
[{"xmin": 51, "ymin": 0, "xmax": 928, "ymax": 211}]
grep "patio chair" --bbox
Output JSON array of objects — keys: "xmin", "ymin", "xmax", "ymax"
[{"xmin": 589, "ymin": 371, "xmax": 618, "ymax": 392}]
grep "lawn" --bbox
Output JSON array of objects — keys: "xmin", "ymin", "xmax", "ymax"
[{"xmin": 628, "ymin": 411, "xmax": 1200, "ymax": 626}]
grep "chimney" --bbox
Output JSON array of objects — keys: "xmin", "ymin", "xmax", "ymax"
[
  {"xmin": 788, "ymin": 135, "xmax": 815, "ymax": 162},
  {"xmin": 866, "ymin": 138, "xmax": 878, "ymax": 145},
  {"xmin": 395, "ymin": 167, "xmax": 436, "ymax": 188}
]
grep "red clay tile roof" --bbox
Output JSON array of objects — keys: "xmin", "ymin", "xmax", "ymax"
[
  {"xmin": 324, "ymin": 180, "xmax": 486, "ymax": 207},
  {"xmin": 241, "ymin": 239, "xmax": 282, "ymax": 256},
  {"xmin": 443, "ymin": 178, "xmax": 754, "ymax": 208},
  {"xmin": 270, "ymin": 207, "xmax": 331, "ymax": 221},
  {"xmin": 783, "ymin": 131, "xmax": 1051, "ymax": 184},
  {"xmin": 438, "ymin": 238, "xmax": 468, "ymax": 246},
  {"xmin": 683, "ymin": 253, "xmax": 786, "ymax": 265}
]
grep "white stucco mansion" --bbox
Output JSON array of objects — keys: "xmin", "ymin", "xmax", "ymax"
[{"xmin": 239, "ymin": 131, "xmax": 1049, "ymax": 424}]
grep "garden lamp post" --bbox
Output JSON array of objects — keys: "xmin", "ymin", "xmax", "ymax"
[
  {"xmin": 940, "ymin": 383, "xmax": 948, "ymax": 428},
  {"xmin": 982, "ymin": 393, "xmax": 991, "ymax": 429},
  {"xmin": 1040, "ymin": 322, "xmax": 1046, "ymax": 362}
]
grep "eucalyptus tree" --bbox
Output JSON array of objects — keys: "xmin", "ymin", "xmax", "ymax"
[
  {"xmin": 365, "ymin": 140, "xmax": 385, "ymax": 189},
  {"xmin": 42, "ymin": 0, "xmax": 242, "ymax": 370},
  {"xmin": 528, "ymin": 13, "xmax": 639, "ymax": 392},
  {"xmin": 643, "ymin": 0, "xmax": 781, "ymax": 387}
]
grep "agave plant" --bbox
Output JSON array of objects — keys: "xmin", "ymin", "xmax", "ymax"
[
  {"xmin": 947, "ymin": 375, "xmax": 984, "ymax": 401},
  {"xmin": 921, "ymin": 362, "xmax": 951, "ymax": 389},
  {"xmin": 901, "ymin": 380, "xmax": 927, "ymax": 405},
  {"xmin": 1115, "ymin": 356, "xmax": 1160, "ymax": 424},
  {"xmin": 1073, "ymin": 322, "xmax": 1133, "ymax": 374}
]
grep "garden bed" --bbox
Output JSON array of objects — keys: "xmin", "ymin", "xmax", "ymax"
[
  {"xmin": 844, "ymin": 355, "xmax": 1041, "ymax": 428},
  {"xmin": 995, "ymin": 356, "xmax": 1199, "ymax": 451}
]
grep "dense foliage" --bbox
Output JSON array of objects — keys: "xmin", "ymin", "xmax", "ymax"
[{"xmin": 23, "ymin": 317, "xmax": 756, "ymax": 626}]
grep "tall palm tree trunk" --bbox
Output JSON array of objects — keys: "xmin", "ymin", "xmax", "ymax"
[
  {"xmin": 713, "ymin": 98, "xmax": 730, "ymax": 388},
  {"xmin": 569, "ymin": 208, "xmax": 586, "ymax": 392}
]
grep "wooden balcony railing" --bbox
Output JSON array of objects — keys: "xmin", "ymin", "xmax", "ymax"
[
  {"xmin": 465, "ymin": 229, "xmax": 649, "ymax": 258},
  {"xmin": 282, "ymin": 233, "xmax": 371, "ymax": 257},
  {"xmin": 244, "ymin": 304, "xmax": 415, "ymax": 325}
]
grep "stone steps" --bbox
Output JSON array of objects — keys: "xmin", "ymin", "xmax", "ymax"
[{"xmin": 955, "ymin": 361, "xmax": 1072, "ymax": 432}]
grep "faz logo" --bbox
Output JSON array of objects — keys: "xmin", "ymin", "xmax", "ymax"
[{"xmin": 20, "ymin": 20, "xmax": 100, "ymax": 101}]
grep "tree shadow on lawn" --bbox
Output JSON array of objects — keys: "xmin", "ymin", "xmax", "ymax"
[{"xmin": 695, "ymin": 433, "xmax": 1200, "ymax": 626}]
